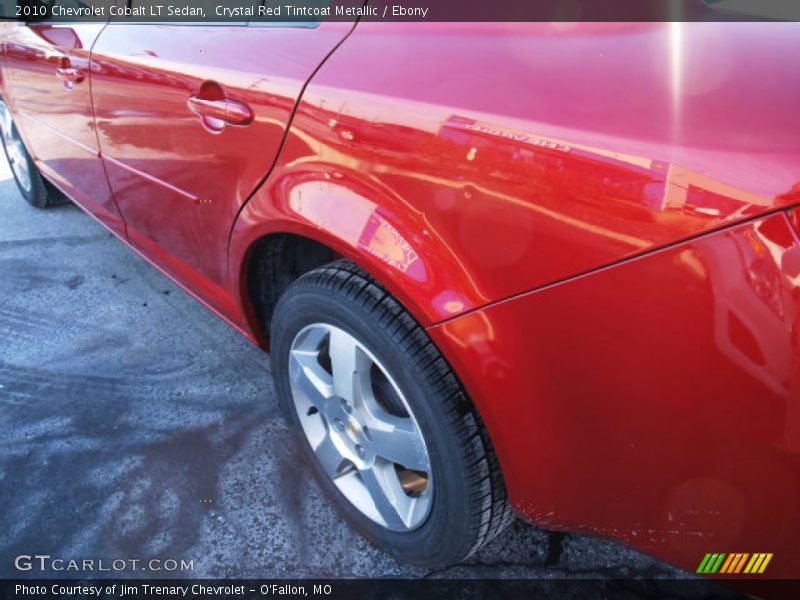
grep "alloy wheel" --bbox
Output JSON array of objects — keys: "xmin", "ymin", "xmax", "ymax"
[
  {"xmin": 0, "ymin": 102, "xmax": 32, "ymax": 193},
  {"xmin": 288, "ymin": 323, "xmax": 433, "ymax": 532}
]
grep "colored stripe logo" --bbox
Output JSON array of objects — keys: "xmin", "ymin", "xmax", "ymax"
[{"xmin": 697, "ymin": 553, "xmax": 773, "ymax": 574}]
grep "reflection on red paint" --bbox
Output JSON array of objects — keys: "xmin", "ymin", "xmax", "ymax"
[
  {"xmin": 790, "ymin": 207, "xmax": 800, "ymax": 238},
  {"xmin": 358, "ymin": 213, "xmax": 423, "ymax": 280},
  {"xmin": 287, "ymin": 180, "xmax": 424, "ymax": 279}
]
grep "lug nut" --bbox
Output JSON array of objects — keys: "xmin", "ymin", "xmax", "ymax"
[
  {"xmin": 356, "ymin": 445, "xmax": 366, "ymax": 458},
  {"xmin": 341, "ymin": 398, "xmax": 352, "ymax": 413},
  {"xmin": 333, "ymin": 418, "xmax": 345, "ymax": 431}
]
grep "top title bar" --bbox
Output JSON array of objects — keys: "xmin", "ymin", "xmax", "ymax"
[{"xmin": 2, "ymin": 0, "xmax": 799, "ymax": 23}]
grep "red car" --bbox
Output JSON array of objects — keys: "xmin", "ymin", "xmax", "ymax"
[{"xmin": 1, "ymin": 18, "xmax": 798, "ymax": 576}]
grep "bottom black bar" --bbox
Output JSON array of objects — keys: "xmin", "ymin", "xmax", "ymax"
[{"xmin": 4, "ymin": 578, "xmax": 800, "ymax": 600}]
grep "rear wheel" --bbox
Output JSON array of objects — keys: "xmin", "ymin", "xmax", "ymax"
[
  {"xmin": 0, "ymin": 99, "xmax": 53, "ymax": 208},
  {"xmin": 270, "ymin": 260, "xmax": 512, "ymax": 567}
]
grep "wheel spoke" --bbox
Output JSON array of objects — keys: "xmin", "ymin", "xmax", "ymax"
[
  {"xmin": 9, "ymin": 143, "xmax": 30, "ymax": 190},
  {"xmin": 9, "ymin": 142, "xmax": 25, "ymax": 170},
  {"xmin": 368, "ymin": 414, "xmax": 429, "ymax": 472},
  {"xmin": 7, "ymin": 142, "xmax": 21, "ymax": 165},
  {"xmin": 313, "ymin": 434, "xmax": 347, "ymax": 479},
  {"xmin": 0, "ymin": 105, "xmax": 12, "ymax": 138},
  {"xmin": 328, "ymin": 327, "xmax": 361, "ymax": 402},
  {"xmin": 289, "ymin": 350, "xmax": 333, "ymax": 413},
  {"xmin": 359, "ymin": 462, "xmax": 409, "ymax": 530},
  {"xmin": 296, "ymin": 325, "xmax": 329, "ymax": 353}
]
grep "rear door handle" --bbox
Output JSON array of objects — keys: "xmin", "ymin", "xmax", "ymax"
[
  {"xmin": 55, "ymin": 58, "xmax": 85, "ymax": 88},
  {"xmin": 56, "ymin": 67, "xmax": 84, "ymax": 82},
  {"xmin": 187, "ymin": 96, "xmax": 253, "ymax": 129}
]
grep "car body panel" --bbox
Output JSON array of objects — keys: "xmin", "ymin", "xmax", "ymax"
[
  {"xmin": 2, "ymin": 23, "xmax": 124, "ymax": 232},
  {"xmin": 89, "ymin": 21, "xmax": 354, "ymax": 308},
  {"xmin": 428, "ymin": 212, "xmax": 800, "ymax": 577},
  {"xmin": 232, "ymin": 22, "xmax": 800, "ymax": 327}
]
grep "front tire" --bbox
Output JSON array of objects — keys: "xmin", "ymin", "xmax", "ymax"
[
  {"xmin": 270, "ymin": 260, "xmax": 512, "ymax": 567},
  {"xmin": 0, "ymin": 99, "xmax": 53, "ymax": 208}
]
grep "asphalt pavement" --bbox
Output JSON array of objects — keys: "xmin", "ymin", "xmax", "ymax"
[{"xmin": 0, "ymin": 154, "xmax": 734, "ymax": 594}]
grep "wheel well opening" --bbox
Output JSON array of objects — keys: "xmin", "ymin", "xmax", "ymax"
[{"xmin": 246, "ymin": 234, "xmax": 337, "ymax": 341}]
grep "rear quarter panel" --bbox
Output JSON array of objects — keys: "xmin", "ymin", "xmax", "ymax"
[
  {"xmin": 429, "ymin": 213, "xmax": 800, "ymax": 577},
  {"xmin": 232, "ymin": 22, "xmax": 800, "ymax": 329}
]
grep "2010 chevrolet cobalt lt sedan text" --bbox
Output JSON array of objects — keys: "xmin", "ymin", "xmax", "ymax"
[{"xmin": 1, "ymin": 18, "xmax": 798, "ymax": 576}]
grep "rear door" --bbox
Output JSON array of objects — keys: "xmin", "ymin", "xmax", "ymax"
[
  {"xmin": 3, "ymin": 6, "xmax": 123, "ymax": 232},
  {"xmin": 90, "ymin": 10, "xmax": 355, "ymax": 311}
]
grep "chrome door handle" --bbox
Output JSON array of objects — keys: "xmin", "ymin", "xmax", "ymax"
[
  {"xmin": 187, "ymin": 96, "xmax": 253, "ymax": 128},
  {"xmin": 55, "ymin": 61, "xmax": 85, "ymax": 89},
  {"xmin": 56, "ymin": 67, "xmax": 84, "ymax": 82}
]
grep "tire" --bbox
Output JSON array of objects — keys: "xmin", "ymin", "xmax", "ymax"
[
  {"xmin": 270, "ymin": 260, "xmax": 512, "ymax": 567},
  {"xmin": 0, "ymin": 99, "xmax": 53, "ymax": 208}
]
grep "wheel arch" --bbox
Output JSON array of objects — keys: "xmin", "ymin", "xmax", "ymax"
[
  {"xmin": 229, "ymin": 168, "xmax": 485, "ymax": 349},
  {"xmin": 232, "ymin": 221, "xmax": 440, "ymax": 351},
  {"xmin": 228, "ymin": 182, "xmax": 517, "ymax": 540}
]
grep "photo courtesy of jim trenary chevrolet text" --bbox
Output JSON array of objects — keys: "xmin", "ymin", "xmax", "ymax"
[
  {"xmin": 15, "ymin": 583, "xmax": 324, "ymax": 598},
  {"xmin": 0, "ymin": 0, "xmax": 799, "ymax": 599}
]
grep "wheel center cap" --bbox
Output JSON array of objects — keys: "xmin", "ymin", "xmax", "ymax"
[{"xmin": 327, "ymin": 398, "xmax": 366, "ymax": 448}]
